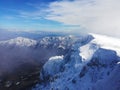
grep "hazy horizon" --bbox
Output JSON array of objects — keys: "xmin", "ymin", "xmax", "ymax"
[{"xmin": 0, "ymin": 0, "xmax": 120, "ymax": 37}]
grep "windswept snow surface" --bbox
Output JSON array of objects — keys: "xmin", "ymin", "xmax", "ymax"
[
  {"xmin": 90, "ymin": 33, "xmax": 120, "ymax": 56},
  {"xmin": 33, "ymin": 33, "xmax": 120, "ymax": 90}
]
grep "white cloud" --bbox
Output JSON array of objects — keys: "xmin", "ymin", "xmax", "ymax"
[{"xmin": 45, "ymin": 0, "xmax": 120, "ymax": 37}]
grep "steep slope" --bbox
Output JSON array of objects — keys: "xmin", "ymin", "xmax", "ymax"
[
  {"xmin": 92, "ymin": 62, "xmax": 120, "ymax": 90},
  {"xmin": 33, "ymin": 33, "xmax": 120, "ymax": 90}
]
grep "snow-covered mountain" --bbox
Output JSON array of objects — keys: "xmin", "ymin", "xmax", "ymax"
[
  {"xmin": 32, "ymin": 33, "xmax": 120, "ymax": 90},
  {"xmin": 0, "ymin": 35, "xmax": 81, "ymax": 89},
  {"xmin": 37, "ymin": 35, "xmax": 80, "ymax": 50},
  {"xmin": 0, "ymin": 33, "xmax": 119, "ymax": 90},
  {"xmin": 0, "ymin": 35, "xmax": 83, "ymax": 76},
  {"xmin": 0, "ymin": 37, "xmax": 37, "ymax": 47},
  {"xmin": 0, "ymin": 35, "xmax": 79, "ymax": 48}
]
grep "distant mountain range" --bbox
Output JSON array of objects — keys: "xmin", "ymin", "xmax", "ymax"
[{"xmin": 0, "ymin": 29, "xmax": 68, "ymax": 41}]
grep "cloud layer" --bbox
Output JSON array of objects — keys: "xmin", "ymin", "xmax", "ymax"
[{"xmin": 44, "ymin": 0, "xmax": 120, "ymax": 37}]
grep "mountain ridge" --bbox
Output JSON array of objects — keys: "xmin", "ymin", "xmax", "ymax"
[{"xmin": 32, "ymin": 33, "xmax": 120, "ymax": 90}]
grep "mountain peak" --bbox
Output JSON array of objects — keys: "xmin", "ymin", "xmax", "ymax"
[{"xmin": 0, "ymin": 37, "xmax": 37, "ymax": 47}]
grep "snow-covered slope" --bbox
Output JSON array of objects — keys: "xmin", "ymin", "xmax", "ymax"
[
  {"xmin": 33, "ymin": 33, "xmax": 120, "ymax": 90},
  {"xmin": 92, "ymin": 62, "xmax": 120, "ymax": 90}
]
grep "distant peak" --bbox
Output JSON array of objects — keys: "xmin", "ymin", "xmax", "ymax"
[{"xmin": 0, "ymin": 37, "xmax": 37, "ymax": 47}]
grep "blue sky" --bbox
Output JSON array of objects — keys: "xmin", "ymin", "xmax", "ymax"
[
  {"xmin": 0, "ymin": 0, "xmax": 120, "ymax": 37},
  {"xmin": 0, "ymin": 0, "xmax": 80, "ymax": 32},
  {"xmin": 0, "ymin": 0, "xmax": 60, "ymax": 31}
]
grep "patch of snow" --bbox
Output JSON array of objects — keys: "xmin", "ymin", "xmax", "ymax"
[
  {"xmin": 117, "ymin": 62, "xmax": 120, "ymax": 64},
  {"xmin": 49, "ymin": 55, "xmax": 64, "ymax": 61},
  {"xmin": 41, "ymin": 55, "xmax": 64, "ymax": 79},
  {"xmin": 79, "ymin": 43, "xmax": 99, "ymax": 62}
]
